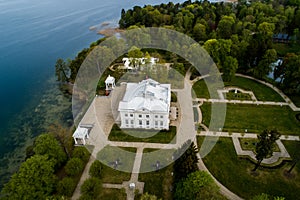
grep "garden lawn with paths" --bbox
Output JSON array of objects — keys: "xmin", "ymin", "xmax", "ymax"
[
  {"xmin": 200, "ymin": 103, "xmax": 300, "ymax": 135},
  {"xmin": 192, "ymin": 76, "xmax": 285, "ymax": 102},
  {"xmin": 197, "ymin": 136, "xmax": 300, "ymax": 199}
]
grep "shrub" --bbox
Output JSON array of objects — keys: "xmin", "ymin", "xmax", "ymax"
[
  {"xmin": 57, "ymin": 177, "xmax": 76, "ymax": 197},
  {"xmin": 72, "ymin": 147, "xmax": 90, "ymax": 163},
  {"xmin": 80, "ymin": 177, "xmax": 102, "ymax": 199},
  {"xmin": 89, "ymin": 160, "xmax": 102, "ymax": 178},
  {"xmin": 65, "ymin": 158, "xmax": 84, "ymax": 177}
]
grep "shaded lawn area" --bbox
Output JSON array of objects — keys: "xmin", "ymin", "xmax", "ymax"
[
  {"xmin": 197, "ymin": 136, "xmax": 300, "ymax": 199},
  {"xmin": 139, "ymin": 148, "xmax": 175, "ymax": 173},
  {"xmin": 239, "ymin": 138, "xmax": 280, "ymax": 152},
  {"xmin": 98, "ymin": 188, "xmax": 126, "ymax": 200},
  {"xmin": 108, "ymin": 124, "xmax": 176, "ymax": 144},
  {"xmin": 138, "ymin": 162, "xmax": 174, "ymax": 200},
  {"xmin": 201, "ymin": 103, "xmax": 300, "ymax": 135},
  {"xmin": 192, "ymin": 76, "xmax": 284, "ymax": 102},
  {"xmin": 97, "ymin": 146, "xmax": 135, "ymax": 183}
]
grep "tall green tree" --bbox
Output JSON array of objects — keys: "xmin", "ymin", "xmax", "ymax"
[
  {"xmin": 253, "ymin": 129, "xmax": 281, "ymax": 171},
  {"xmin": 173, "ymin": 140, "xmax": 199, "ymax": 181},
  {"xmin": 174, "ymin": 171, "xmax": 222, "ymax": 200},
  {"xmin": 1, "ymin": 155, "xmax": 56, "ymax": 199},
  {"xmin": 222, "ymin": 56, "xmax": 238, "ymax": 82},
  {"xmin": 33, "ymin": 134, "xmax": 67, "ymax": 168},
  {"xmin": 55, "ymin": 58, "xmax": 69, "ymax": 82}
]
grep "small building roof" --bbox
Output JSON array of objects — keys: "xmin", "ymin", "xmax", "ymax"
[{"xmin": 72, "ymin": 127, "xmax": 89, "ymax": 139}]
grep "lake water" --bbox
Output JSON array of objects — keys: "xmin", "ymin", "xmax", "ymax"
[{"xmin": 0, "ymin": 0, "xmax": 183, "ymax": 186}]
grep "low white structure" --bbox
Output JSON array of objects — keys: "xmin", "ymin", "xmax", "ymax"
[
  {"xmin": 118, "ymin": 79, "xmax": 171, "ymax": 130},
  {"xmin": 105, "ymin": 75, "xmax": 115, "ymax": 91},
  {"xmin": 122, "ymin": 57, "xmax": 159, "ymax": 69},
  {"xmin": 72, "ymin": 126, "xmax": 89, "ymax": 145}
]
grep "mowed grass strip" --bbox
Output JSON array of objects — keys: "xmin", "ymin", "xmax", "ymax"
[
  {"xmin": 200, "ymin": 103, "xmax": 300, "ymax": 135},
  {"xmin": 108, "ymin": 124, "xmax": 176, "ymax": 144},
  {"xmin": 197, "ymin": 136, "xmax": 300, "ymax": 199},
  {"xmin": 192, "ymin": 76, "xmax": 284, "ymax": 102}
]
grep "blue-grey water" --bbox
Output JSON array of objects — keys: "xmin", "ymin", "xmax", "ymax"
[{"xmin": 0, "ymin": 0, "xmax": 183, "ymax": 186}]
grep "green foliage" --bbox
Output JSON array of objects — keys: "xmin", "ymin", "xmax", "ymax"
[
  {"xmin": 57, "ymin": 177, "xmax": 77, "ymax": 197},
  {"xmin": 174, "ymin": 171, "xmax": 223, "ymax": 200},
  {"xmin": 33, "ymin": 133, "xmax": 67, "ymax": 168},
  {"xmin": 89, "ymin": 160, "xmax": 102, "ymax": 178},
  {"xmin": 140, "ymin": 192, "xmax": 160, "ymax": 200},
  {"xmin": 1, "ymin": 155, "xmax": 56, "ymax": 199},
  {"xmin": 254, "ymin": 129, "xmax": 281, "ymax": 171},
  {"xmin": 80, "ymin": 177, "xmax": 102, "ymax": 199},
  {"xmin": 72, "ymin": 146, "xmax": 91, "ymax": 163},
  {"xmin": 252, "ymin": 193, "xmax": 285, "ymax": 200},
  {"xmin": 65, "ymin": 158, "xmax": 84, "ymax": 177},
  {"xmin": 174, "ymin": 140, "xmax": 199, "ymax": 181}
]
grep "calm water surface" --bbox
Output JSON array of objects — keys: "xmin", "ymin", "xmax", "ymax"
[{"xmin": 0, "ymin": 0, "xmax": 183, "ymax": 186}]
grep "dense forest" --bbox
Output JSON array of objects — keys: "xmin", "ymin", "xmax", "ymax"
[{"xmin": 118, "ymin": 0, "xmax": 300, "ymax": 96}]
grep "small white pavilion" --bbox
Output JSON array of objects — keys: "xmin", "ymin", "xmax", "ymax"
[
  {"xmin": 72, "ymin": 126, "xmax": 89, "ymax": 145},
  {"xmin": 105, "ymin": 75, "xmax": 115, "ymax": 91}
]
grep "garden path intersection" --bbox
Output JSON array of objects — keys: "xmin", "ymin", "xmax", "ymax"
[{"xmin": 72, "ymin": 70, "xmax": 299, "ymax": 200}]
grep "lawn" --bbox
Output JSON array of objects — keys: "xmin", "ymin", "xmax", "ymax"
[
  {"xmin": 224, "ymin": 91, "xmax": 252, "ymax": 100},
  {"xmin": 200, "ymin": 103, "xmax": 300, "ymax": 135},
  {"xmin": 108, "ymin": 124, "xmax": 177, "ymax": 144},
  {"xmin": 98, "ymin": 188, "xmax": 127, "ymax": 200},
  {"xmin": 192, "ymin": 76, "xmax": 285, "ymax": 102},
  {"xmin": 239, "ymin": 138, "xmax": 280, "ymax": 152},
  {"xmin": 139, "ymin": 148, "xmax": 175, "ymax": 173},
  {"xmin": 138, "ymin": 162, "xmax": 174, "ymax": 200},
  {"xmin": 197, "ymin": 136, "xmax": 300, "ymax": 199},
  {"xmin": 97, "ymin": 146, "xmax": 135, "ymax": 182}
]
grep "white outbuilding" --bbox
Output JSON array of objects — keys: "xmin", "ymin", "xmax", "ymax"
[{"xmin": 118, "ymin": 78, "xmax": 171, "ymax": 130}]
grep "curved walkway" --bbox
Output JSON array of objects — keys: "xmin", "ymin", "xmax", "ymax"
[{"xmin": 236, "ymin": 74, "xmax": 300, "ymax": 111}]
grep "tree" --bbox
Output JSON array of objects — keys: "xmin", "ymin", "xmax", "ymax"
[
  {"xmin": 48, "ymin": 123, "xmax": 73, "ymax": 158},
  {"xmin": 57, "ymin": 177, "xmax": 76, "ymax": 197},
  {"xmin": 253, "ymin": 130, "xmax": 281, "ymax": 171},
  {"xmin": 174, "ymin": 171, "xmax": 221, "ymax": 200},
  {"xmin": 193, "ymin": 23, "xmax": 207, "ymax": 41},
  {"xmin": 89, "ymin": 160, "xmax": 102, "ymax": 178},
  {"xmin": 80, "ymin": 177, "xmax": 102, "ymax": 199},
  {"xmin": 55, "ymin": 58, "xmax": 69, "ymax": 82},
  {"xmin": 128, "ymin": 46, "xmax": 144, "ymax": 69},
  {"xmin": 65, "ymin": 158, "xmax": 84, "ymax": 177},
  {"xmin": 222, "ymin": 56, "xmax": 238, "ymax": 82},
  {"xmin": 254, "ymin": 49, "xmax": 277, "ymax": 79},
  {"xmin": 33, "ymin": 134, "xmax": 67, "ymax": 168},
  {"xmin": 1, "ymin": 155, "xmax": 56, "ymax": 199},
  {"xmin": 217, "ymin": 15, "xmax": 235, "ymax": 39},
  {"xmin": 174, "ymin": 140, "xmax": 199, "ymax": 181}
]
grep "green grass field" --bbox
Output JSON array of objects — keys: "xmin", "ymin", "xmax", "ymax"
[
  {"xmin": 98, "ymin": 188, "xmax": 127, "ymax": 200},
  {"xmin": 201, "ymin": 103, "xmax": 300, "ymax": 135},
  {"xmin": 97, "ymin": 146, "xmax": 136, "ymax": 179},
  {"xmin": 108, "ymin": 124, "xmax": 177, "ymax": 144},
  {"xmin": 192, "ymin": 76, "xmax": 285, "ymax": 102},
  {"xmin": 197, "ymin": 136, "xmax": 300, "ymax": 199},
  {"xmin": 138, "ymin": 163, "xmax": 174, "ymax": 200}
]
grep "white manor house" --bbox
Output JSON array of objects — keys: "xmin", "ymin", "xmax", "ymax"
[{"xmin": 118, "ymin": 78, "xmax": 171, "ymax": 130}]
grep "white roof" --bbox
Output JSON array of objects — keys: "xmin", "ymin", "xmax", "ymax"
[
  {"xmin": 105, "ymin": 75, "xmax": 115, "ymax": 84},
  {"xmin": 72, "ymin": 127, "xmax": 88, "ymax": 139},
  {"xmin": 118, "ymin": 79, "xmax": 171, "ymax": 113}
]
